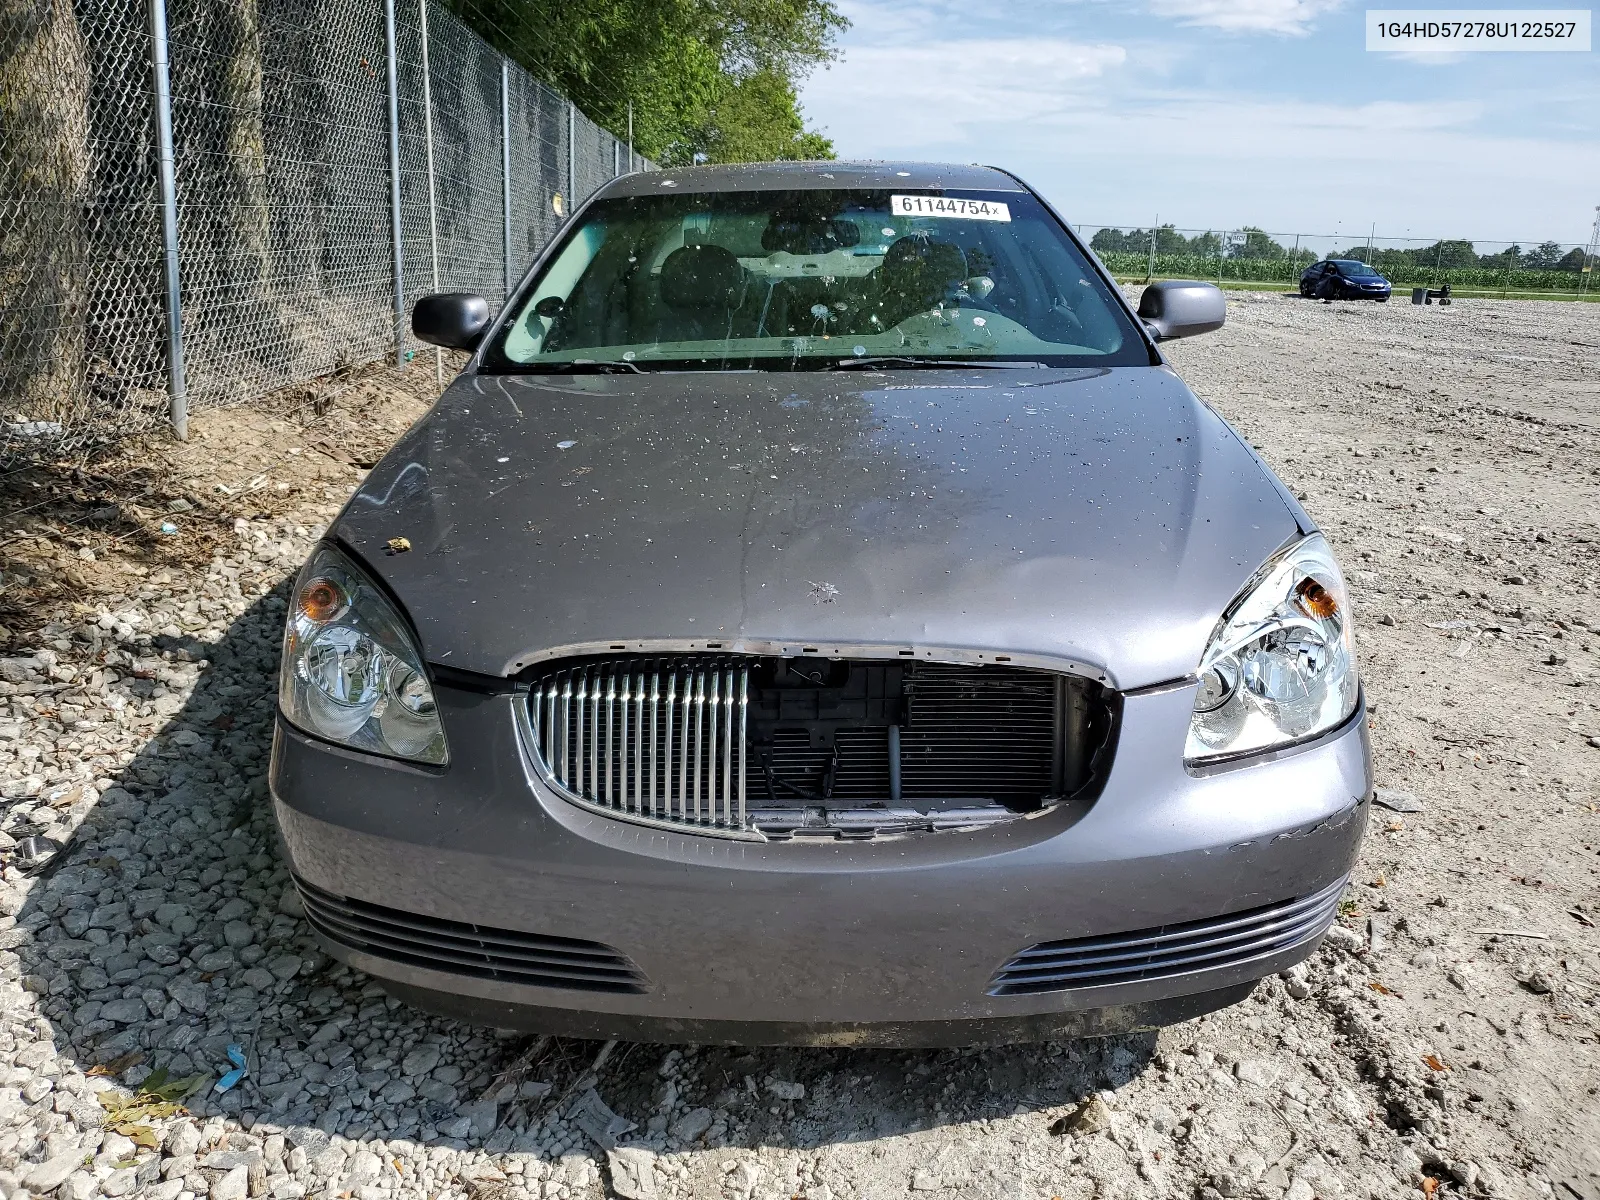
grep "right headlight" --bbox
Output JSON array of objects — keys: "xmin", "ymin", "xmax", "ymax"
[
  {"xmin": 1185, "ymin": 534, "xmax": 1358, "ymax": 764},
  {"xmin": 279, "ymin": 543, "xmax": 448, "ymax": 765}
]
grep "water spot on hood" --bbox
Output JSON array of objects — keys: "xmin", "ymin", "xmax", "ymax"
[
  {"xmin": 557, "ymin": 440, "xmax": 577, "ymax": 450},
  {"xmin": 808, "ymin": 580, "xmax": 840, "ymax": 604}
]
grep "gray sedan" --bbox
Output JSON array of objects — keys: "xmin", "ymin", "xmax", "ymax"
[{"xmin": 271, "ymin": 161, "xmax": 1370, "ymax": 1046}]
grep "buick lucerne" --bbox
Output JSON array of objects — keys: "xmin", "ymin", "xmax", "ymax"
[{"xmin": 270, "ymin": 161, "xmax": 1371, "ymax": 1047}]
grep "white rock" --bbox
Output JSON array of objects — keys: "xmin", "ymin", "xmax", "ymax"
[
  {"xmin": 100, "ymin": 1168, "xmax": 139, "ymax": 1197},
  {"xmin": 1234, "ymin": 1060, "xmax": 1279, "ymax": 1088},
  {"xmin": 24, "ymin": 1153, "xmax": 84, "ymax": 1194},
  {"xmin": 606, "ymin": 1147, "xmax": 658, "ymax": 1200},
  {"xmin": 210, "ymin": 1165, "xmax": 249, "ymax": 1200},
  {"xmin": 1323, "ymin": 925, "xmax": 1365, "ymax": 952}
]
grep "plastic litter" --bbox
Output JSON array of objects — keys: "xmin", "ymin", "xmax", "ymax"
[
  {"xmin": 214, "ymin": 1044, "xmax": 247, "ymax": 1093},
  {"xmin": 11, "ymin": 836, "xmax": 63, "ymax": 875},
  {"xmin": 159, "ymin": 521, "xmax": 179, "ymax": 535},
  {"xmin": 568, "ymin": 1086, "xmax": 635, "ymax": 1149}
]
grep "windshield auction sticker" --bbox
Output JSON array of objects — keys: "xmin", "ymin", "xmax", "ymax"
[
  {"xmin": 890, "ymin": 196, "xmax": 1012, "ymax": 221},
  {"xmin": 1366, "ymin": 9, "xmax": 1591, "ymax": 50}
]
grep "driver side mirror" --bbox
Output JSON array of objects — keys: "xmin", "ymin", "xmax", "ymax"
[
  {"xmin": 1137, "ymin": 280, "xmax": 1226, "ymax": 341},
  {"xmin": 413, "ymin": 292, "xmax": 490, "ymax": 351}
]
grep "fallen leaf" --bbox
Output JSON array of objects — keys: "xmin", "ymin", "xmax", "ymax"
[
  {"xmin": 1423, "ymin": 1176, "xmax": 1440, "ymax": 1196},
  {"xmin": 1369, "ymin": 980, "xmax": 1393, "ymax": 995},
  {"xmin": 1385, "ymin": 821, "xmax": 1405, "ymax": 832},
  {"xmin": 1422, "ymin": 1054, "xmax": 1448, "ymax": 1072},
  {"xmin": 386, "ymin": 536, "xmax": 411, "ymax": 554},
  {"xmin": 123, "ymin": 1125, "xmax": 160, "ymax": 1150},
  {"xmin": 1371, "ymin": 874, "xmax": 1386, "ymax": 887},
  {"xmin": 50, "ymin": 786, "xmax": 82, "ymax": 809},
  {"xmin": 88, "ymin": 1051, "xmax": 145, "ymax": 1077}
]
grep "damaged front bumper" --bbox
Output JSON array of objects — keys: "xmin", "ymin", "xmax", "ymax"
[{"xmin": 270, "ymin": 679, "xmax": 1371, "ymax": 1047}]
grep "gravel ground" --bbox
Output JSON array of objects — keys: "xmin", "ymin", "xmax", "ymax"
[{"xmin": 0, "ymin": 294, "xmax": 1596, "ymax": 1200}]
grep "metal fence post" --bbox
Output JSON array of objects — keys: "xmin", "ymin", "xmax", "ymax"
[
  {"xmin": 419, "ymin": 0, "xmax": 442, "ymax": 384},
  {"xmin": 500, "ymin": 60, "xmax": 511, "ymax": 300},
  {"xmin": 384, "ymin": 0, "xmax": 405, "ymax": 370},
  {"xmin": 148, "ymin": 0, "xmax": 187, "ymax": 440},
  {"xmin": 627, "ymin": 103, "xmax": 633, "ymax": 172},
  {"xmin": 567, "ymin": 101, "xmax": 576, "ymax": 209}
]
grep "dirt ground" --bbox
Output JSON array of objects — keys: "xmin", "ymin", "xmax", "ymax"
[{"xmin": 0, "ymin": 294, "xmax": 1596, "ymax": 1200}]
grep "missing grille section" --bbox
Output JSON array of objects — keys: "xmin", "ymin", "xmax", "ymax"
[{"xmin": 526, "ymin": 655, "xmax": 1114, "ymax": 840}]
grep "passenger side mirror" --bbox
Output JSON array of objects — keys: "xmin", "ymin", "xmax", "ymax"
[
  {"xmin": 1137, "ymin": 280, "xmax": 1226, "ymax": 341},
  {"xmin": 533, "ymin": 295, "xmax": 565, "ymax": 319},
  {"xmin": 412, "ymin": 292, "xmax": 491, "ymax": 351}
]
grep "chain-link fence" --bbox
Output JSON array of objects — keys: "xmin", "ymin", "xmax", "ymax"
[
  {"xmin": 0, "ymin": 0, "xmax": 649, "ymax": 463},
  {"xmin": 1078, "ymin": 224, "xmax": 1600, "ymax": 297}
]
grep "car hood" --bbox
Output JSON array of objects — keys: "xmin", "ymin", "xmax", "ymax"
[{"xmin": 334, "ymin": 366, "xmax": 1305, "ymax": 690}]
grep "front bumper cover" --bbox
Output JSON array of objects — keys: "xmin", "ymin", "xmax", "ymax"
[{"xmin": 271, "ymin": 679, "xmax": 1371, "ymax": 1045}]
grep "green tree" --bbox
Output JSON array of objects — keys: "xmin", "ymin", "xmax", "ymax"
[
  {"xmin": 1555, "ymin": 246, "xmax": 1588, "ymax": 272},
  {"xmin": 1413, "ymin": 239, "xmax": 1478, "ymax": 269},
  {"xmin": 1524, "ymin": 241, "xmax": 1568, "ymax": 270},
  {"xmin": 451, "ymin": 0, "xmax": 845, "ymax": 165},
  {"xmin": 1479, "ymin": 244, "xmax": 1522, "ymax": 268},
  {"xmin": 691, "ymin": 68, "xmax": 833, "ymax": 161},
  {"xmin": 1234, "ymin": 227, "xmax": 1286, "ymax": 260}
]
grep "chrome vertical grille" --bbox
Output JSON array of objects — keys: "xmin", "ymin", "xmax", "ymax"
[{"xmin": 529, "ymin": 658, "xmax": 751, "ymax": 837}]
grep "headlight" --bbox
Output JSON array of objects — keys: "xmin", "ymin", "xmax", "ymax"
[
  {"xmin": 1185, "ymin": 534, "xmax": 1358, "ymax": 763},
  {"xmin": 279, "ymin": 543, "xmax": 447, "ymax": 765}
]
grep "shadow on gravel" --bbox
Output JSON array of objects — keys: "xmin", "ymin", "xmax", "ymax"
[{"xmin": 6, "ymin": 583, "xmax": 1155, "ymax": 1182}]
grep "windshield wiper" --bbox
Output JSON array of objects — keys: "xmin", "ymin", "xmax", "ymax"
[
  {"xmin": 541, "ymin": 360, "xmax": 644, "ymax": 374},
  {"xmin": 826, "ymin": 356, "xmax": 1046, "ymax": 371}
]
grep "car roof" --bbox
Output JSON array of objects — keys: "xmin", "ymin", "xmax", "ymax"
[
  {"xmin": 595, "ymin": 160, "xmax": 1028, "ymax": 199},
  {"xmin": 1328, "ymin": 259, "xmax": 1369, "ymax": 266}
]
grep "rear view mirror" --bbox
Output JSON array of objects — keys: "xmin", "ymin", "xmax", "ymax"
[
  {"xmin": 413, "ymin": 293, "xmax": 491, "ymax": 351},
  {"xmin": 1137, "ymin": 280, "xmax": 1226, "ymax": 341}
]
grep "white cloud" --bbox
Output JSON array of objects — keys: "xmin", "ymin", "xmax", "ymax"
[
  {"xmin": 803, "ymin": 38, "xmax": 1128, "ymax": 146},
  {"xmin": 803, "ymin": 0, "xmax": 1599, "ymax": 242},
  {"xmin": 1143, "ymin": 0, "xmax": 1345, "ymax": 35}
]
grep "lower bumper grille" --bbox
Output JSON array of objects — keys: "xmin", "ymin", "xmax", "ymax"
[
  {"xmin": 525, "ymin": 655, "xmax": 1113, "ymax": 840},
  {"xmin": 295, "ymin": 876, "xmax": 649, "ymax": 994},
  {"xmin": 988, "ymin": 877, "xmax": 1347, "ymax": 996}
]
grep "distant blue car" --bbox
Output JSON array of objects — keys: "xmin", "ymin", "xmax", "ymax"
[{"xmin": 1299, "ymin": 259, "xmax": 1392, "ymax": 301}]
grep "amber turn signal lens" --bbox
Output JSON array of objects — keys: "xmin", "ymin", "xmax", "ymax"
[
  {"xmin": 298, "ymin": 577, "xmax": 347, "ymax": 623},
  {"xmin": 1294, "ymin": 577, "xmax": 1339, "ymax": 620}
]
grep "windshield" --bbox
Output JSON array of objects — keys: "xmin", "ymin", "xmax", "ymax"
[
  {"xmin": 1335, "ymin": 261, "xmax": 1378, "ymax": 276},
  {"xmin": 483, "ymin": 188, "xmax": 1148, "ymax": 371}
]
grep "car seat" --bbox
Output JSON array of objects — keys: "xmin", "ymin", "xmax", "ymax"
[
  {"xmin": 655, "ymin": 244, "xmax": 747, "ymax": 343},
  {"xmin": 875, "ymin": 238, "xmax": 967, "ymax": 327}
]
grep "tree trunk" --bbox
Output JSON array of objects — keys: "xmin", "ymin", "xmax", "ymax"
[
  {"xmin": 0, "ymin": 0, "xmax": 90, "ymax": 425},
  {"xmin": 216, "ymin": 0, "xmax": 270, "ymax": 297}
]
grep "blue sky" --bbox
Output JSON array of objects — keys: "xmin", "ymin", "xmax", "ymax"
[{"xmin": 797, "ymin": 0, "xmax": 1599, "ymax": 248}]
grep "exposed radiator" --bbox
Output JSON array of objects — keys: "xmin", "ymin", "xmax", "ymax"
[{"xmin": 525, "ymin": 655, "xmax": 1109, "ymax": 841}]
